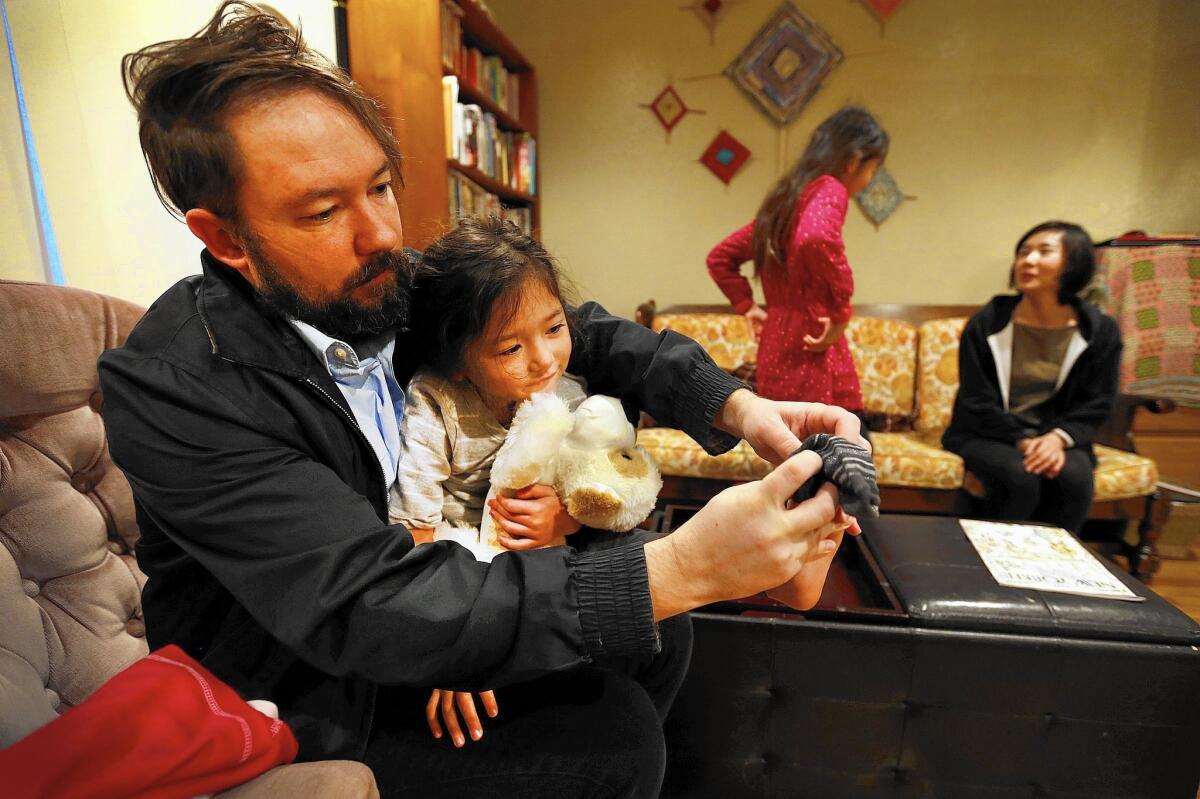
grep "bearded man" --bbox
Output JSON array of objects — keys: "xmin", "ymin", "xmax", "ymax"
[{"xmin": 99, "ymin": 3, "xmax": 863, "ymax": 796}]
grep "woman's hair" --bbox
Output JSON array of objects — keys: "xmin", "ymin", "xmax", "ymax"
[
  {"xmin": 122, "ymin": 0, "xmax": 402, "ymax": 223},
  {"xmin": 413, "ymin": 217, "xmax": 577, "ymax": 376},
  {"xmin": 1010, "ymin": 221, "xmax": 1096, "ymax": 303},
  {"xmin": 751, "ymin": 106, "xmax": 889, "ymax": 275}
]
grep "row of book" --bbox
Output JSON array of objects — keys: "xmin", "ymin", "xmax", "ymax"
[
  {"xmin": 439, "ymin": 1, "xmax": 521, "ymax": 118},
  {"xmin": 443, "ymin": 76, "xmax": 536, "ymax": 196},
  {"xmin": 448, "ymin": 171, "xmax": 533, "ymax": 236}
]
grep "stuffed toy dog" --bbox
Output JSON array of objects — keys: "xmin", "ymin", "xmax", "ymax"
[{"xmin": 434, "ymin": 393, "xmax": 662, "ymax": 562}]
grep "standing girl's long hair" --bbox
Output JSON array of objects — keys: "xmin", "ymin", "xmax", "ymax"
[{"xmin": 750, "ymin": 106, "xmax": 889, "ymax": 276}]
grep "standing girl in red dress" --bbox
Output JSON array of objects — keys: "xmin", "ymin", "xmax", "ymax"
[{"xmin": 706, "ymin": 106, "xmax": 889, "ymax": 411}]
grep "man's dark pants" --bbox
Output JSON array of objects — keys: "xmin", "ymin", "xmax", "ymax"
[{"xmin": 363, "ymin": 532, "xmax": 693, "ymax": 798}]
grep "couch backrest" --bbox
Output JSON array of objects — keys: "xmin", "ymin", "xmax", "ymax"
[
  {"xmin": 651, "ymin": 312, "xmax": 758, "ymax": 372},
  {"xmin": 643, "ymin": 303, "xmax": 983, "ymax": 435},
  {"xmin": 914, "ymin": 318, "xmax": 969, "ymax": 434},
  {"xmin": 845, "ymin": 317, "xmax": 918, "ymax": 420},
  {"xmin": 649, "ymin": 309, "xmax": 920, "ymax": 421},
  {"xmin": 0, "ymin": 280, "xmax": 147, "ymax": 747}
]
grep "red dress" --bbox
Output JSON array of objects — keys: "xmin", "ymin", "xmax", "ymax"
[{"xmin": 706, "ymin": 175, "xmax": 863, "ymax": 410}]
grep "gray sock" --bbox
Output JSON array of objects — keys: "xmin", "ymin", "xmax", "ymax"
[{"xmin": 788, "ymin": 433, "xmax": 880, "ymax": 518}]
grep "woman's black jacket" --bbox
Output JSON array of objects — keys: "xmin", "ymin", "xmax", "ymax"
[{"xmin": 942, "ymin": 294, "xmax": 1122, "ymax": 462}]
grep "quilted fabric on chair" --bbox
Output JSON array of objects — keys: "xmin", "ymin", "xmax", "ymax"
[
  {"xmin": 0, "ymin": 280, "xmax": 380, "ymax": 798},
  {"xmin": 0, "ymin": 280, "xmax": 148, "ymax": 747}
]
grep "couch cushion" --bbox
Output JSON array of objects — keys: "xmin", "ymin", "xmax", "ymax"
[
  {"xmin": 1093, "ymin": 444, "xmax": 1158, "ymax": 501},
  {"xmin": 846, "ymin": 317, "xmax": 918, "ymax": 420},
  {"xmin": 651, "ymin": 312, "xmax": 757, "ymax": 372},
  {"xmin": 871, "ymin": 431, "xmax": 964, "ymax": 490},
  {"xmin": 638, "ymin": 427, "xmax": 968, "ymax": 491},
  {"xmin": 638, "ymin": 429, "xmax": 1156, "ymax": 500},
  {"xmin": 914, "ymin": 317, "xmax": 968, "ymax": 434}
]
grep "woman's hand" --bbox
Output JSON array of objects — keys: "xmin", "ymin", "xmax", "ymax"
[
  {"xmin": 426, "ymin": 689, "xmax": 499, "ymax": 747},
  {"xmin": 1022, "ymin": 433, "xmax": 1066, "ymax": 477},
  {"xmin": 489, "ymin": 484, "xmax": 582, "ymax": 549},
  {"xmin": 744, "ymin": 305, "xmax": 767, "ymax": 343},
  {"xmin": 802, "ymin": 317, "xmax": 847, "ymax": 352}
]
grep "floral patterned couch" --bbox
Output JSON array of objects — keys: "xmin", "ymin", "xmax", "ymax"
[{"xmin": 634, "ymin": 301, "xmax": 1173, "ymax": 580}]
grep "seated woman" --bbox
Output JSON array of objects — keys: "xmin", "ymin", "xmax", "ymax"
[{"xmin": 943, "ymin": 221, "xmax": 1122, "ymax": 533}]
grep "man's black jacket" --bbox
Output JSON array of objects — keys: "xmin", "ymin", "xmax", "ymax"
[
  {"xmin": 97, "ymin": 252, "xmax": 743, "ymax": 759},
  {"xmin": 942, "ymin": 293, "xmax": 1122, "ymax": 461}
]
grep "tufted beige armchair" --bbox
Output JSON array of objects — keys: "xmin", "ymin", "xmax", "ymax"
[{"xmin": 0, "ymin": 280, "xmax": 377, "ymax": 797}]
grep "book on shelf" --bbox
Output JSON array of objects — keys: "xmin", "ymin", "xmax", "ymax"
[
  {"xmin": 448, "ymin": 171, "xmax": 533, "ymax": 236},
  {"xmin": 442, "ymin": 43, "xmax": 521, "ymax": 118},
  {"xmin": 443, "ymin": 99, "xmax": 536, "ymax": 197},
  {"xmin": 441, "ymin": 75, "xmax": 459, "ymax": 159},
  {"xmin": 440, "ymin": 1, "xmax": 464, "ymax": 72}
]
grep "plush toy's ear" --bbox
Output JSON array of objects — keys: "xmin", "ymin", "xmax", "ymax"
[{"xmin": 491, "ymin": 392, "xmax": 574, "ymax": 490}]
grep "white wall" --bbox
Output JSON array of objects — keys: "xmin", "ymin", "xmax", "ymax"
[{"xmin": 0, "ymin": 0, "xmax": 336, "ymax": 305}]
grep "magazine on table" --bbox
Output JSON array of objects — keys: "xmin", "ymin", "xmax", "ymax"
[{"xmin": 959, "ymin": 519, "xmax": 1144, "ymax": 601}]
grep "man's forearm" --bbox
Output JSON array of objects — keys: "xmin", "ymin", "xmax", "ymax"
[{"xmin": 643, "ymin": 536, "xmax": 714, "ymax": 621}]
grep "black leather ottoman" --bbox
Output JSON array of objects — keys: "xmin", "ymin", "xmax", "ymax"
[{"xmin": 662, "ymin": 514, "xmax": 1200, "ymax": 798}]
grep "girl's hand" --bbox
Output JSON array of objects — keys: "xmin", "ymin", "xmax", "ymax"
[
  {"xmin": 426, "ymin": 689, "xmax": 498, "ymax": 747},
  {"xmin": 802, "ymin": 317, "xmax": 847, "ymax": 352},
  {"xmin": 489, "ymin": 484, "xmax": 582, "ymax": 549},
  {"xmin": 1022, "ymin": 433, "xmax": 1066, "ymax": 477},
  {"xmin": 743, "ymin": 305, "xmax": 768, "ymax": 343}
]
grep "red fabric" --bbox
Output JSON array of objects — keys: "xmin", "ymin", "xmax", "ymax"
[
  {"xmin": 707, "ymin": 175, "xmax": 862, "ymax": 409},
  {"xmin": 1, "ymin": 645, "xmax": 298, "ymax": 799}
]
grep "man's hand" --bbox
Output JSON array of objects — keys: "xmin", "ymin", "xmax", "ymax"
[
  {"xmin": 716, "ymin": 389, "xmax": 869, "ymax": 463},
  {"xmin": 426, "ymin": 689, "xmax": 498, "ymax": 748},
  {"xmin": 802, "ymin": 317, "xmax": 847, "ymax": 352},
  {"xmin": 644, "ymin": 450, "xmax": 846, "ymax": 617},
  {"xmin": 490, "ymin": 484, "xmax": 582, "ymax": 550},
  {"xmin": 715, "ymin": 390, "xmax": 869, "ymax": 465},
  {"xmin": 1022, "ymin": 433, "xmax": 1066, "ymax": 477},
  {"xmin": 744, "ymin": 305, "xmax": 768, "ymax": 343}
]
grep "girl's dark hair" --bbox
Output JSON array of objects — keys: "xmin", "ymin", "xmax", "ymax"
[
  {"xmin": 751, "ymin": 106, "xmax": 889, "ymax": 275},
  {"xmin": 1010, "ymin": 221, "xmax": 1096, "ymax": 303},
  {"xmin": 122, "ymin": 1, "xmax": 402, "ymax": 223},
  {"xmin": 413, "ymin": 217, "xmax": 576, "ymax": 376}
]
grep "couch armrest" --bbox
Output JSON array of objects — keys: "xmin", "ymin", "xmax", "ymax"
[
  {"xmin": 635, "ymin": 299, "xmax": 657, "ymax": 328},
  {"xmin": 1096, "ymin": 393, "xmax": 1177, "ymax": 453},
  {"xmin": 216, "ymin": 761, "xmax": 378, "ymax": 799}
]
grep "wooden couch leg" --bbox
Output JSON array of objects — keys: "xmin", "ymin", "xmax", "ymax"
[{"xmin": 1130, "ymin": 489, "xmax": 1170, "ymax": 583}]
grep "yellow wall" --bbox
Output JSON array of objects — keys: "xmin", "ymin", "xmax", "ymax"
[
  {"xmin": 0, "ymin": 0, "xmax": 336, "ymax": 305},
  {"xmin": 487, "ymin": 0, "xmax": 1200, "ymax": 319}
]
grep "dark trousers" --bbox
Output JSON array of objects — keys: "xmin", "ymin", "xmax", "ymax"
[
  {"xmin": 958, "ymin": 437, "xmax": 1094, "ymax": 533},
  {"xmin": 363, "ymin": 612, "xmax": 692, "ymax": 798}
]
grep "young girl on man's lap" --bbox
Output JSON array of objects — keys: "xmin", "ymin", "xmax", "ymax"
[
  {"xmin": 389, "ymin": 217, "xmax": 593, "ymax": 748},
  {"xmin": 390, "ymin": 217, "xmax": 585, "ymax": 553}
]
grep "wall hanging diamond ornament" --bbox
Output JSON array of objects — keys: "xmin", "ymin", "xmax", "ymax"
[
  {"xmin": 854, "ymin": 166, "xmax": 914, "ymax": 228},
  {"xmin": 724, "ymin": 2, "xmax": 843, "ymax": 126},
  {"xmin": 860, "ymin": 0, "xmax": 907, "ymax": 23},
  {"xmin": 640, "ymin": 85, "xmax": 705, "ymax": 136},
  {"xmin": 700, "ymin": 130, "xmax": 751, "ymax": 185},
  {"xmin": 680, "ymin": 0, "xmax": 742, "ymax": 45},
  {"xmin": 859, "ymin": 0, "xmax": 907, "ymax": 33}
]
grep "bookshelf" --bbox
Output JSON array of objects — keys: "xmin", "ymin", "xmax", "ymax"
[{"xmin": 347, "ymin": 0, "xmax": 539, "ymax": 249}]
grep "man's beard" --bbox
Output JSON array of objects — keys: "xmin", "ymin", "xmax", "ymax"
[{"xmin": 243, "ymin": 232, "xmax": 413, "ymax": 348}]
